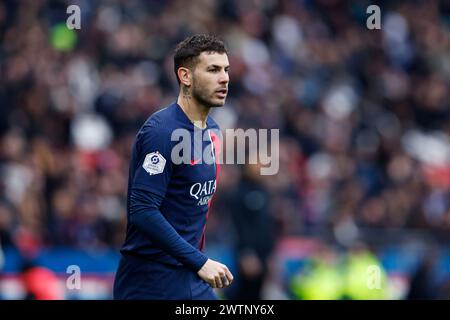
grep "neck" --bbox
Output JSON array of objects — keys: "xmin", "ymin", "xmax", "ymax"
[{"xmin": 177, "ymin": 89, "xmax": 210, "ymax": 129}]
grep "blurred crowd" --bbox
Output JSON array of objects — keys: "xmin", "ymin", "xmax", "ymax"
[{"xmin": 1, "ymin": 0, "xmax": 450, "ymax": 299}]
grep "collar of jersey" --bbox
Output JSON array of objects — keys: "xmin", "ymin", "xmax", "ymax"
[{"xmin": 174, "ymin": 102, "xmax": 212, "ymax": 131}]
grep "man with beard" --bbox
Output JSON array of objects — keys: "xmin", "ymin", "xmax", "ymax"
[{"xmin": 114, "ymin": 34, "xmax": 233, "ymax": 300}]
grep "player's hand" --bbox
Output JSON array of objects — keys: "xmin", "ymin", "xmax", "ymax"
[{"xmin": 197, "ymin": 259, "xmax": 234, "ymax": 289}]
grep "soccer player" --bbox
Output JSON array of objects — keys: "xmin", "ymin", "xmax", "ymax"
[{"xmin": 113, "ymin": 34, "xmax": 233, "ymax": 300}]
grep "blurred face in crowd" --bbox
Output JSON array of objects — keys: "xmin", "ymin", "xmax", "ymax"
[{"xmin": 190, "ymin": 52, "xmax": 230, "ymax": 108}]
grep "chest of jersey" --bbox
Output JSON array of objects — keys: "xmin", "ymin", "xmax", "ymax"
[{"xmin": 169, "ymin": 136, "xmax": 217, "ymax": 208}]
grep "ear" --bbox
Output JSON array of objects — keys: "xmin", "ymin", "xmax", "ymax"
[{"xmin": 177, "ymin": 67, "xmax": 191, "ymax": 87}]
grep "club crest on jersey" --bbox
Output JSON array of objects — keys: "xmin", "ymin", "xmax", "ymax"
[{"xmin": 143, "ymin": 151, "xmax": 166, "ymax": 175}]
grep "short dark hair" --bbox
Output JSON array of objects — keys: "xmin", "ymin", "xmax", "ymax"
[{"xmin": 173, "ymin": 34, "xmax": 228, "ymax": 85}]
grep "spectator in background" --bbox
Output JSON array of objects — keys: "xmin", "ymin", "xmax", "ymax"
[
  {"xmin": 0, "ymin": 202, "xmax": 15, "ymax": 249},
  {"xmin": 20, "ymin": 261, "xmax": 64, "ymax": 300},
  {"xmin": 406, "ymin": 245, "xmax": 439, "ymax": 300},
  {"xmin": 342, "ymin": 242, "xmax": 389, "ymax": 300},
  {"xmin": 0, "ymin": 239, "xmax": 4, "ymax": 272},
  {"xmin": 228, "ymin": 162, "xmax": 276, "ymax": 299},
  {"xmin": 290, "ymin": 243, "xmax": 343, "ymax": 300}
]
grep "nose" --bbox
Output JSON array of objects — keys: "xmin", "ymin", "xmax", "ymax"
[{"xmin": 219, "ymin": 70, "xmax": 229, "ymax": 84}]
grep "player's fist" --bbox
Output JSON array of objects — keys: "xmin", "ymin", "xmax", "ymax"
[{"xmin": 197, "ymin": 259, "xmax": 234, "ymax": 289}]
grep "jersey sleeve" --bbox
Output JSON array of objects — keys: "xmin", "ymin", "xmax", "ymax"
[
  {"xmin": 129, "ymin": 120, "xmax": 208, "ymax": 272},
  {"xmin": 132, "ymin": 119, "xmax": 174, "ymax": 197}
]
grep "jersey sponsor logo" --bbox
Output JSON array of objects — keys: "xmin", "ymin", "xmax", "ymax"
[
  {"xmin": 143, "ymin": 151, "xmax": 166, "ymax": 175},
  {"xmin": 190, "ymin": 179, "xmax": 216, "ymax": 206}
]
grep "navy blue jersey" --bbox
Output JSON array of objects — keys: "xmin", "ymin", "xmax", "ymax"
[{"xmin": 120, "ymin": 102, "xmax": 221, "ymax": 272}]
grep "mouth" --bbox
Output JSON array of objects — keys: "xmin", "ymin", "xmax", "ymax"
[{"xmin": 215, "ymin": 88, "xmax": 228, "ymax": 99}]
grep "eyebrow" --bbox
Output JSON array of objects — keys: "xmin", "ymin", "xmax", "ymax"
[{"xmin": 208, "ymin": 64, "xmax": 230, "ymax": 69}]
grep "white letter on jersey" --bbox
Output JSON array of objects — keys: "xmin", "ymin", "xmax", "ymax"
[{"xmin": 190, "ymin": 183, "xmax": 202, "ymax": 199}]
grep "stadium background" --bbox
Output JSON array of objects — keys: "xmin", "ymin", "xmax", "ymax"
[{"xmin": 1, "ymin": 0, "xmax": 450, "ymax": 299}]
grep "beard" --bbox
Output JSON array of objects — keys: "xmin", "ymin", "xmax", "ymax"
[{"xmin": 191, "ymin": 79, "xmax": 225, "ymax": 108}]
